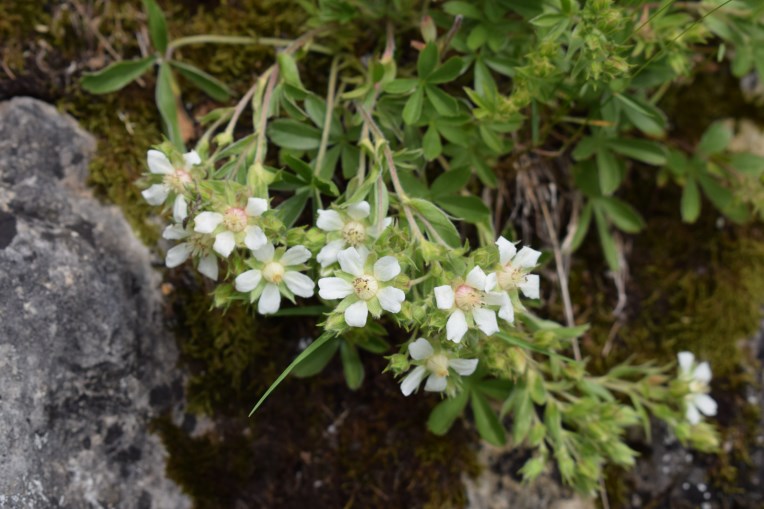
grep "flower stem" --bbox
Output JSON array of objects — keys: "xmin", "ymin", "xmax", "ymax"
[{"xmin": 314, "ymin": 56, "xmax": 341, "ymax": 177}]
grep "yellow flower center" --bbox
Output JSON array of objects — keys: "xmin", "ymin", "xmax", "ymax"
[
  {"xmin": 262, "ymin": 262, "xmax": 285, "ymax": 284},
  {"xmin": 454, "ymin": 284, "xmax": 482, "ymax": 311},
  {"xmin": 342, "ymin": 221, "xmax": 366, "ymax": 246},
  {"xmin": 352, "ymin": 275, "xmax": 378, "ymax": 300},
  {"xmin": 223, "ymin": 207, "xmax": 248, "ymax": 233},
  {"xmin": 426, "ymin": 354, "xmax": 450, "ymax": 377},
  {"xmin": 496, "ymin": 264, "xmax": 523, "ymax": 290}
]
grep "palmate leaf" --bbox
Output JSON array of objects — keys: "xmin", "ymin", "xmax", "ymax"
[{"xmin": 81, "ymin": 56, "xmax": 156, "ymax": 94}]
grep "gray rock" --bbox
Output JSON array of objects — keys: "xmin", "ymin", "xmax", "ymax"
[{"xmin": 0, "ymin": 97, "xmax": 189, "ymax": 509}]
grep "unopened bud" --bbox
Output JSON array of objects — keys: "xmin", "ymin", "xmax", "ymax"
[{"xmin": 421, "ymin": 16, "xmax": 437, "ymax": 43}]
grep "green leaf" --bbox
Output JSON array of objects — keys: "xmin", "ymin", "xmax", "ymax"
[
  {"xmin": 156, "ymin": 62, "xmax": 183, "ymax": 149},
  {"xmin": 729, "ymin": 152, "xmax": 764, "ymax": 175},
  {"xmin": 617, "ymin": 94, "xmax": 666, "ymax": 137},
  {"xmin": 276, "ymin": 187, "xmax": 310, "ymax": 227},
  {"xmin": 471, "ymin": 391, "xmax": 506, "ymax": 446},
  {"xmin": 572, "ymin": 136, "xmax": 600, "ymax": 161},
  {"xmin": 383, "ymin": 78, "xmax": 419, "ymax": 94},
  {"xmin": 80, "ymin": 56, "xmax": 156, "ymax": 94},
  {"xmin": 594, "ymin": 207, "xmax": 619, "ymax": 271},
  {"xmin": 340, "ymin": 341, "xmax": 364, "ymax": 390},
  {"xmin": 431, "ymin": 167, "xmax": 471, "ymax": 198},
  {"xmin": 143, "ymin": 0, "xmax": 168, "ymax": 52},
  {"xmin": 569, "ymin": 201, "xmax": 592, "ymax": 252},
  {"xmin": 597, "ymin": 197, "xmax": 645, "ymax": 233},
  {"xmin": 292, "ymin": 335, "xmax": 339, "ymax": 377},
  {"xmin": 427, "ymin": 389, "xmax": 470, "ymax": 435},
  {"xmin": 436, "ymin": 195, "xmax": 490, "ymax": 224},
  {"xmin": 510, "ymin": 387, "xmax": 532, "ymax": 444},
  {"xmin": 403, "ymin": 87, "xmax": 424, "ymax": 125},
  {"xmin": 530, "ymin": 12, "xmax": 567, "ymax": 27},
  {"xmin": 428, "ymin": 57, "xmax": 464, "ymax": 84},
  {"xmin": 268, "ymin": 119, "xmax": 322, "ymax": 150},
  {"xmin": 596, "ymin": 148, "xmax": 622, "ymax": 195},
  {"xmin": 170, "ymin": 61, "xmax": 232, "ymax": 102},
  {"xmin": 277, "ymin": 52, "xmax": 304, "ymax": 89},
  {"xmin": 698, "ymin": 122, "xmax": 732, "ymax": 157},
  {"xmin": 273, "ymin": 305, "xmax": 331, "ymax": 317},
  {"xmin": 681, "ymin": 177, "xmax": 701, "ymax": 223},
  {"xmin": 410, "ymin": 198, "xmax": 462, "ymax": 247},
  {"xmin": 443, "ymin": 1, "xmax": 482, "ymax": 19},
  {"xmin": 250, "ymin": 332, "xmax": 334, "ymax": 416},
  {"xmin": 425, "ymin": 86, "xmax": 459, "ymax": 116},
  {"xmin": 418, "ymin": 43, "xmax": 439, "ymax": 78},
  {"xmin": 608, "ymin": 139, "xmax": 667, "ymax": 165},
  {"xmin": 423, "ymin": 124, "xmax": 442, "ymax": 161}
]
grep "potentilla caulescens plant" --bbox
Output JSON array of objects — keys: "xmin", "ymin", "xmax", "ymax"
[{"xmin": 83, "ymin": 0, "xmax": 764, "ymax": 497}]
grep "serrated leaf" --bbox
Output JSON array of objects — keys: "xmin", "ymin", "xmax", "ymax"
[
  {"xmin": 426, "ymin": 85, "xmax": 459, "ymax": 116},
  {"xmin": 423, "ymin": 124, "xmax": 442, "ymax": 161},
  {"xmin": 171, "ymin": 61, "xmax": 232, "ymax": 101},
  {"xmin": 418, "ymin": 43, "xmax": 439, "ymax": 78},
  {"xmin": 80, "ymin": 56, "xmax": 156, "ymax": 94},
  {"xmin": 431, "ymin": 167, "xmax": 471, "ymax": 198},
  {"xmin": 383, "ymin": 78, "xmax": 419, "ymax": 94},
  {"xmin": 143, "ymin": 0, "xmax": 168, "ymax": 52},
  {"xmin": 428, "ymin": 57, "xmax": 465, "ymax": 84},
  {"xmin": 403, "ymin": 86, "xmax": 424, "ymax": 125}
]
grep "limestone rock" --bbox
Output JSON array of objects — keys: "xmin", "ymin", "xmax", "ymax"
[{"xmin": 0, "ymin": 97, "xmax": 189, "ymax": 509}]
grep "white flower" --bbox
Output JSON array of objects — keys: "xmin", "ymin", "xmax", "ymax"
[
  {"xmin": 677, "ymin": 351, "xmax": 717, "ymax": 425},
  {"xmin": 400, "ymin": 338, "xmax": 478, "ymax": 396},
  {"xmin": 485, "ymin": 236, "xmax": 542, "ymax": 323},
  {"xmin": 434, "ymin": 266, "xmax": 508, "ymax": 343},
  {"xmin": 234, "ymin": 242, "xmax": 315, "ymax": 315},
  {"xmin": 193, "ymin": 197, "xmax": 269, "ymax": 258},
  {"xmin": 316, "ymin": 201, "xmax": 393, "ymax": 267},
  {"xmin": 317, "ymin": 246, "xmax": 405, "ymax": 327},
  {"xmin": 141, "ymin": 149, "xmax": 200, "ymax": 215},
  {"xmin": 162, "ymin": 224, "xmax": 219, "ymax": 281}
]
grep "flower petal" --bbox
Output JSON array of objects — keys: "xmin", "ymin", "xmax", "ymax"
[
  {"xmin": 367, "ymin": 216, "xmax": 393, "ymax": 238},
  {"xmin": 346, "ymin": 201, "xmax": 371, "ymax": 220},
  {"xmin": 213, "ymin": 231, "xmax": 236, "ymax": 258},
  {"xmin": 166, "ymin": 243, "xmax": 192, "ymax": 268},
  {"xmin": 373, "ymin": 256, "xmax": 401, "ymax": 282},
  {"xmin": 244, "ymin": 226, "xmax": 268, "ymax": 251},
  {"xmin": 408, "ymin": 338, "xmax": 434, "ymax": 361},
  {"xmin": 686, "ymin": 403, "xmax": 701, "ymax": 425},
  {"xmin": 147, "ymin": 149, "xmax": 174, "ymax": 175},
  {"xmin": 194, "ymin": 212, "xmax": 224, "ymax": 234},
  {"xmin": 281, "ymin": 245, "xmax": 311, "ymax": 266},
  {"xmin": 496, "ymin": 236, "xmax": 517, "ymax": 265},
  {"xmin": 466, "ymin": 266, "xmax": 488, "ymax": 291},
  {"xmin": 142, "ymin": 184, "xmax": 170, "ymax": 205},
  {"xmin": 677, "ymin": 351, "xmax": 695, "ymax": 375},
  {"xmin": 344, "ymin": 300, "xmax": 368, "ymax": 327},
  {"xmin": 235, "ymin": 269, "xmax": 262, "ymax": 292},
  {"xmin": 377, "ymin": 286, "xmax": 405, "ymax": 313},
  {"xmin": 316, "ymin": 209, "xmax": 344, "ymax": 231},
  {"xmin": 252, "ymin": 242, "xmax": 275, "ymax": 263},
  {"xmin": 283, "ymin": 271, "xmax": 315, "ymax": 298},
  {"xmin": 246, "ymin": 197, "xmax": 268, "ymax": 217},
  {"xmin": 424, "ymin": 374, "xmax": 448, "ymax": 392},
  {"xmin": 318, "ymin": 277, "xmax": 354, "ymax": 300},
  {"xmin": 182, "ymin": 150, "xmax": 201, "ymax": 167},
  {"xmin": 173, "ymin": 195, "xmax": 188, "ymax": 222},
  {"xmin": 450, "ymin": 358, "xmax": 479, "ymax": 376},
  {"xmin": 473, "ymin": 308, "xmax": 499, "ymax": 336},
  {"xmin": 518, "ymin": 274, "xmax": 540, "ymax": 299},
  {"xmin": 446, "ymin": 309, "xmax": 469, "ymax": 343},
  {"xmin": 485, "ymin": 272, "xmax": 498, "ymax": 292},
  {"xmin": 498, "ymin": 298, "xmax": 515, "ymax": 324},
  {"xmin": 694, "ymin": 393, "xmax": 717, "ymax": 417},
  {"xmin": 316, "ymin": 239, "xmax": 345, "ymax": 267},
  {"xmin": 197, "ymin": 254, "xmax": 218, "ymax": 281},
  {"xmin": 434, "ymin": 285, "xmax": 455, "ymax": 309},
  {"xmin": 694, "ymin": 361, "xmax": 712, "ymax": 384},
  {"xmin": 513, "ymin": 246, "xmax": 542, "ymax": 268},
  {"xmin": 162, "ymin": 224, "xmax": 190, "ymax": 240},
  {"xmin": 400, "ymin": 366, "xmax": 427, "ymax": 396},
  {"xmin": 258, "ymin": 283, "xmax": 282, "ymax": 315},
  {"xmin": 337, "ymin": 247, "xmax": 365, "ymax": 277}
]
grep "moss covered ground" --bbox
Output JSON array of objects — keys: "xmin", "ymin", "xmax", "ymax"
[{"xmin": 2, "ymin": 1, "xmax": 763, "ymax": 508}]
